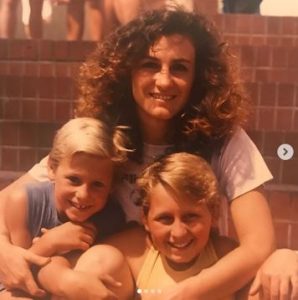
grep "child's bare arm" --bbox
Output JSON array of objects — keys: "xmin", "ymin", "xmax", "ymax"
[
  {"xmin": 5, "ymin": 189, "xmax": 32, "ymax": 248},
  {"xmin": 30, "ymin": 221, "xmax": 97, "ymax": 257}
]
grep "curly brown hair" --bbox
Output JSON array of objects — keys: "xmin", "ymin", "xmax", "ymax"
[{"xmin": 76, "ymin": 9, "xmax": 250, "ymax": 162}]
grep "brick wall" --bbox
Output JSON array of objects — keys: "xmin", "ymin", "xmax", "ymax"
[{"xmin": 1, "ymin": 13, "xmax": 298, "ymax": 248}]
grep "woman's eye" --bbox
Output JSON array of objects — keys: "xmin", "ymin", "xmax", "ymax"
[
  {"xmin": 171, "ymin": 64, "xmax": 188, "ymax": 73},
  {"xmin": 93, "ymin": 181, "xmax": 104, "ymax": 188},
  {"xmin": 140, "ymin": 61, "xmax": 159, "ymax": 70}
]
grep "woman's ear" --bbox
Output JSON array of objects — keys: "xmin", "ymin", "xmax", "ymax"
[{"xmin": 47, "ymin": 160, "xmax": 56, "ymax": 181}]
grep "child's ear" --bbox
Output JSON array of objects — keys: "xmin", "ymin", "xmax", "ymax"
[
  {"xmin": 142, "ymin": 212, "xmax": 149, "ymax": 232},
  {"xmin": 47, "ymin": 160, "xmax": 56, "ymax": 181}
]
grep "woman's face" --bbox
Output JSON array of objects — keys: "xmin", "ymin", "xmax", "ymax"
[
  {"xmin": 143, "ymin": 183, "xmax": 213, "ymax": 270},
  {"xmin": 132, "ymin": 34, "xmax": 195, "ymax": 124}
]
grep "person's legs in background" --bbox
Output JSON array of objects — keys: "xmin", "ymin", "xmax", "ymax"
[
  {"xmin": 66, "ymin": 0, "xmax": 85, "ymax": 40},
  {"xmin": 0, "ymin": 0, "xmax": 20, "ymax": 38},
  {"xmin": 86, "ymin": 0, "xmax": 104, "ymax": 41},
  {"xmin": 27, "ymin": 0, "xmax": 44, "ymax": 38}
]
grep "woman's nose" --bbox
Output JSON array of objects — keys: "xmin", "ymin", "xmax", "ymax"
[{"xmin": 155, "ymin": 68, "xmax": 173, "ymax": 88}]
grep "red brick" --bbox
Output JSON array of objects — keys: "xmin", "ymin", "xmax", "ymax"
[
  {"xmin": 38, "ymin": 100, "xmax": 54, "ymax": 122},
  {"xmin": 275, "ymin": 108, "xmax": 293, "ymax": 131},
  {"xmin": 268, "ymin": 191, "xmax": 292, "ymax": 220},
  {"xmin": 282, "ymin": 159, "xmax": 298, "ymax": 185},
  {"xmin": 277, "ymin": 84, "xmax": 295, "ymax": 106},
  {"xmin": 245, "ymin": 82, "xmax": 259, "ymax": 105},
  {"xmin": 240, "ymin": 45, "xmax": 256, "ymax": 67},
  {"xmin": 288, "ymin": 48, "xmax": 298, "ymax": 68},
  {"xmin": 264, "ymin": 158, "xmax": 281, "ymax": 184},
  {"xmin": 0, "ymin": 62, "xmax": 9, "ymax": 75},
  {"xmin": 234, "ymin": 14, "xmax": 253, "ymax": 34},
  {"xmin": 9, "ymin": 62, "xmax": 24, "ymax": 76},
  {"xmin": 39, "ymin": 40, "xmax": 53, "ymax": 60},
  {"xmin": 37, "ymin": 123, "xmax": 60, "ymax": 148},
  {"xmin": 256, "ymin": 46, "xmax": 271, "ymax": 67},
  {"xmin": 272, "ymin": 47, "xmax": 288, "ymax": 68},
  {"xmin": 293, "ymin": 110, "xmax": 298, "ymax": 130},
  {"xmin": 54, "ymin": 63, "xmax": 70, "ymax": 77},
  {"xmin": 22, "ymin": 77, "xmax": 37, "ymax": 98},
  {"xmin": 267, "ymin": 17, "xmax": 282, "ymax": 35},
  {"xmin": 290, "ymin": 224, "xmax": 298, "ymax": 249},
  {"xmin": 273, "ymin": 222, "xmax": 289, "ymax": 248},
  {"xmin": 284, "ymin": 133, "xmax": 298, "ymax": 158},
  {"xmin": 251, "ymin": 15, "xmax": 266, "ymax": 34},
  {"xmin": 282, "ymin": 17, "xmax": 297, "ymax": 35},
  {"xmin": 19, "ymin": 149, "xmax": 37, "ymax": 171},
  {"xmin": 258, "ymin": 107, "xmax": 275, "ymax": 130},
  {"xmin": 260, "ymin": 83, "xmax": 277, "ymax": 106},
  {"xmin": 70, "ymin": 62, "xmax": 81, "ymax": 78},
  {"xmin": 3, "ymin": 98, "xmax": 21, "ymax": 119},
  {"xmin": 267, "ymin": 36, "xmax": 281, "ymax": 47},
  {"xmin": 21, "ymin": 100, "xmax": 37, "ymax": 120},
  {"xmin": 55, "ymin": 101, "xmax": 72, "ymax": 121},
  {"xmin": 56, "ymin": 77, "xmax": 74, "ymax": 99},
  {"xmin": 39, "ymin": 63, "xmax": 54, "ymax": 77},
  {"xmin": 290, "ymin": 193, "xmax": 298, "ymax": 223},
  {"xmin": 263, "ymin": 131, "xmax": 285, "ymax": 156},
  {"xmin": 270, "ymin": 69, "xmax": 288, "ymax": 83},
  {"xmin": 53, "ymin": 41, "xmax": 69, "ymax": 61},
  {"xmin": 6, "ymin": 76, "xmax": 21, "ymax": 97},
  {"xmin": 9, "ymin": 40, "xmax": 38, "ymax": 60},
  {"xmin": 1, "ymin": 122, "xmax": 19, "ymax": 146},
  {"xmin": 0, "ymin": 39, "xmax": 9, "ymax": 59},
  {"xmin": 19, "ymin": 123, "xmax": 37, "ymax": 147},
  {"xmin": 251, "ymin": 35, "xmax": 266, "ymax": 46},
  {"xmin": 224, "ymin": 15, "xmax": 238, "ymax": 34},
  {"xmin": 255, "ymin": 69, "xmax": 269, "ymax": 82},
  {"xmin": 37, "ymin": 77, "xmax": 55, "ymax": 99},
  {"xmin": 1, "ymin": 148, "xmax": 18, "ymax": 171},
  {"xmin": 24, "ymin": 63, "xmax": 39, "ymax": 76}
]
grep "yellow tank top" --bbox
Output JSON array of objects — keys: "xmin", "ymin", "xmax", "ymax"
[{"xmin": 137, "ymin": 240, "xmax": 234, "ymax": 300}]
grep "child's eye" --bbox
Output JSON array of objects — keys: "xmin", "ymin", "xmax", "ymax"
[
  {"xmin": 182, "ymin": 214, "xmax": 200, "ymax": 223},
  {"xmin": 67, "ymin": 176, "xmax": 81, "ymax": 185},
  {"xmin": 155, "ymin": 215, "xmax": 173, "ymax": 225}
]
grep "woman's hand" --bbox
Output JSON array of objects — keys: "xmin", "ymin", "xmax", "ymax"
[
  {"xmin": 249, "ymin": 249, "xmax": 298, "ymax": 300},
  {"xmin": 31, "ymin": 221, "xmax": 97, "ymax": 256},
  {"xmin": 0, "ymin": 242, "xmax": 50, "ymax": 297}
]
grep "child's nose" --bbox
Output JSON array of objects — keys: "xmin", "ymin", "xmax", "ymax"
[
  {"xmin": 170, "ymin": 220, "xmax": 188, "ymax": 239},
  {"xmin": 76, "ymin": 184, "xmax": 89, "ymax": 200}
]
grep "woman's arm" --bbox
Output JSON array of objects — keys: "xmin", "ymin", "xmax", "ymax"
[{"xmin": 162, "ymin": 188, "xmax": 275, "ymax": 300}]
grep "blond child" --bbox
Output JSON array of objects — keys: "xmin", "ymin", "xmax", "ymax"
[
  {"xmin": 36, "ymin": 152, "xmax": 238, "ymax": 299},
  {"xmin": 0, "ymin": 117, "xmax": 128, "ymax": 299}
]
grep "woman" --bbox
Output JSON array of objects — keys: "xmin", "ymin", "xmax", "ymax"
[{"xmin": 0, "ymin": 8, "xmax": 297, "ymax": 300}]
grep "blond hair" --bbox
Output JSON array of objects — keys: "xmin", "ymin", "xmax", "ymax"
[
  {"xmin": 49, "ymin": 117, "xmax": 129, "ymax": 170},
  {"xmin": 137, "ymin": 152, "xmax": 220, "ymax": 218}
]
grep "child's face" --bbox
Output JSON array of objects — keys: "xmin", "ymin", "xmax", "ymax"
[
  {"xmin": 50, "ymin": 152, "xmax": 113, "ymax": 223},
  {"xmin": 143, "ymin": 183, "xmax": 213, "ymax": 270}
]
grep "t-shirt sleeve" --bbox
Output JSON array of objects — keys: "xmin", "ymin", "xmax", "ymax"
[
  {"xmin": 28, "ymin": 156, "xmax": 50, "ymax": 182},
  {"xmin": 212, "ymin": 128, "xmax": 273, "ymax": 201}
]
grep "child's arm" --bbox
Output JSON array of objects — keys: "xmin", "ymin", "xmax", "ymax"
[
  {"xmin": 5, "ymin": 189, "xmax": 33, "ymax": 248},
  {"xmin": 162, "ymin": 188, "xmax": 275, "ymax": 300},
  {"xmin": 29, "ymin": 221, "xmax": 97, "ymax": 257}
]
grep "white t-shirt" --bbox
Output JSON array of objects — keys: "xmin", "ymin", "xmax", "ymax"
[{"xmin": 29, "ymin": 128, "xmax": 272, "ymax": 223}]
